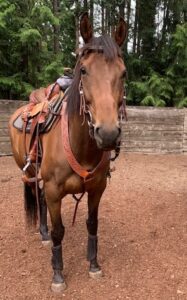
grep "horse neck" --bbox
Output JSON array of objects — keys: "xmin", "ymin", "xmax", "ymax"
[{"xmin": 69, "ymin": 113, "xmax": 103, "ymax": 167}]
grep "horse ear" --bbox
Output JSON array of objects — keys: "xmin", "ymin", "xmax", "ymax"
[
  {"xmin": 80, "ymin": 12, "xmax": 93, "ymax": 44},
  {"xmin": 114, "ymin": 17, "xmax": 127, "ymax": 47}
]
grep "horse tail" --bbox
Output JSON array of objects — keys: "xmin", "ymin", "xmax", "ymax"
[{"xmin": 24, "ymin": 183, "xmax": 38, "ymax": 226}]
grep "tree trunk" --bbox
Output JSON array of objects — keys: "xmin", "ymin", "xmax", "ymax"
[
  {"xmin": 126, "ymin": 0, "xmax": 131, "ymax": 29},
  {"xmin": 139, "ymin": 0, "xmax": 157, "ymax": 57},
  {"xmin": 83, "ymin": 0, "xmax": 88, "ymax": 11},
  {"xmin": 133, "ymin": 0, "xmax": 138, "ymax": 53},
  {"xmin": 125, "ymin": 0, "xmax": 131, "ymax": 52},
  {"xmin": 75, "ymin": 0, "xmax": 80, "ymax": 49},
  {"xmin": 53, "ymin": 0, "xmax": 60, "ymax": 54},
  {"xmin": 105, "ymin": 4, "xmax": 109, "ymax": 34},
  {"xmin": 90, "ymin": 0, "xmax": 94, "ymax": 28},
  {"xmin": 136, "ymin": 0, "xmax": 141, "ymax": 56},
  {"xmin": 119, "ymin": 1, "xmax": 125, "ymax": 19},
  {"xmin": 101, "ymin": 0, "xmax": 105, "ymax": 35},
  {"xmin": 157, "ymin": 0, "xmax": 169, "ymax": 52}
]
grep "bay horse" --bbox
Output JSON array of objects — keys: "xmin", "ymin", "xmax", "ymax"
[{"xmin": 9, "ymin": 13, "xmax": 127, "ymax": 292}]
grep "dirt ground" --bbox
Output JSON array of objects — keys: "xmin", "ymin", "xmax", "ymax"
[{"xmin": 0, "ymin": 153, "xmax": 187, "ymax": 300}]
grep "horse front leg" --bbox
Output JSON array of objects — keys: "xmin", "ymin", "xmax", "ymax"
[
  {"xmin": 45, "ymin": 183, "xmax": 66, "ymax": 292},
  {"xmin": 87, "ymin": 183, "xmax": 106, "ymax": 279}
]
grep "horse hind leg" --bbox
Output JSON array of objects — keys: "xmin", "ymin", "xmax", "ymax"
[
  {"xmin": 24, "ymin": 183, "xmax": 50, "ymax": 243},
  {"xmin": 45, "ymin": 184, "xmax": 66, "ymax": 292},
  {"xmin": 39, "ymin": 189, "xmax": 50, "ymax": 244},
  {"xmin": 24, "ymin": 183, "xmax": 38, "ymax": 226}
]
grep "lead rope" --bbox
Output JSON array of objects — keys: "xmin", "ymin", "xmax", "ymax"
[{"xmin": 72, "ymin": 192, "xmax": 85, "ymax": 226}]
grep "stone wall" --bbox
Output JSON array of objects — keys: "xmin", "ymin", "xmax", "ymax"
[{"xmin": 0, "ymin": 100, "xmax": 186, "ymax": 155}]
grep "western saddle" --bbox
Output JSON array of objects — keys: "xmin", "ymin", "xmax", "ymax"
[{"xmin": 13, "ymin": 70, "xmax": 73, "ymax": 184}]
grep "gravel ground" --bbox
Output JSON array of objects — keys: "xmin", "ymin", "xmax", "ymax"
[{"xmin": 0, "ymin": 153, "xmax": 187, "ymax": 300}]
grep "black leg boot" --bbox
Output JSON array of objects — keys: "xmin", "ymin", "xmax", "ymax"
[
  {"xmin": 51, "ymin": 245, "xmax": 66, "ymax": 292},
  {"xmin": 87, "ymin": 235, "xmax": 102, "ymax": 278}
]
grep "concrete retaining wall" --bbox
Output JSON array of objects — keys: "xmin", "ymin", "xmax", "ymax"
[{"xmin": 121, "ymin": 107, "xmax": 185, "ymax": 154}]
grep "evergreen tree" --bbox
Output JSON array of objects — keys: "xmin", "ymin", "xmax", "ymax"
[{"xmin": 0, "ymin": 0, "xmax": 186, "ymax": 106}]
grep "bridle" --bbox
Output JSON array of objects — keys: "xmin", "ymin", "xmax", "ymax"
[{"xmin": 78, "ymin": 78, "xmax": 127, "ymax": 161}]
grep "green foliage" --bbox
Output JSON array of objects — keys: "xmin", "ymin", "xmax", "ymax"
[
  {"xmin": 39, "ymin": 54, "xmax": 65, "ymax": 85},
  {"xmin": 127, "ymin": 81, "xmax": 148, "ymax": 105},
  {"xmin": 0, "ymin": 76, "xmax": 18, "ymax": 90},
  {"xmin": 0, "ymin": 0, "xmax": 76, "ymax": 100},
  {"xmin": 31, "ymin": 5, "xmax": 60, "ymax": 26},
  {"xmin": 126, "ymin": 54, "xmax": 152, "ymax": 81},
  {"xmin": 0, "ymin": 2, "xmax": 15, "ymax": 30},
  {"xmin": 19, "ymin": 28, "xmax": 41, "ymax": 45},
  {"xmin": 177, "ymin": 97, "xmax": 187, "ymax": 108},
  {"xmin": 0, "ymin": 0, "xmax": 186, "ymax": 107},
  {"xmin": 141, "ymin": 95, "xmax": 165, "ymax": 107},
  {"xmin": 127, "ymin": 22, "xmax": 187, "ymax": 107},
  {"xmin": 127, "ymin": 73, "xmax": 173, "ymax": 107}
]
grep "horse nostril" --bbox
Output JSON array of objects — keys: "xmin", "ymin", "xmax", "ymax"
[
  {"xmin": 118, "ymin": 127, "xmax": 121, "ymax": 136},
  {"xmin": 95, "ymin": 126, "xmax": 101, "ymax": 135},
  {"xmin": 94, "ymin": 126, "xmax": 103, "ymax": 144}
]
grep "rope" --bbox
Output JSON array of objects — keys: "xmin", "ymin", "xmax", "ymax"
[{"xmin": 72, "ymin": 193, "xmax": 85, "ymax": 226}]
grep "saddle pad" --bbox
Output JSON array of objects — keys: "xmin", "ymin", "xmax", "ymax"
[{"xmin": 13, "ymin": 93, "xmax": 64, "ymax": 134}]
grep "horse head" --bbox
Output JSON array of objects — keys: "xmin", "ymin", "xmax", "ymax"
[
  {"xmin": 66, "ymin": 13, "xmax": 127, "ymax": 151},
  {"xmin": 79, "ymin": 13, "xmax": 127, "ymax": 151}
]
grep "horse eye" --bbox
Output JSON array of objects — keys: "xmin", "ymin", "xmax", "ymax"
[{"xmin": 80, "ymin": 66, "xmax": 87, "ymax": 76}]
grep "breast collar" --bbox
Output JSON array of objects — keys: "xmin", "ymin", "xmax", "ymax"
[{"xmin": 61, "ymin": 101, "xmax": 111, "ymax": 183}]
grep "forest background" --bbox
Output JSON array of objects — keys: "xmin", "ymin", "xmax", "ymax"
[{"xmin": 0, "ymin": 0, "xmax": 186, "ymax": 107}]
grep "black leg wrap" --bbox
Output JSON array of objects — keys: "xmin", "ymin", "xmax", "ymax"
[
  {"xmin": 51, "ymin": 245, "xmax": 64, "ymax": 284},
  {"xmin": 87, "ymin": 234, "xmax": 98, "ymax": 261},
  {"xmin": 52, "ymin": 245, "xmax": 63, "ymax": 270},
  {"xmin": 87, "ymin": 235, "xmax": 101, "ymax": 273}
]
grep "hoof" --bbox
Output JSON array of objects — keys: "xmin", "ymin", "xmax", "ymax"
[
  {"xmin": 89, "ymin": 269, "xmax": 103, "ymax": 279},
  {"xmin": 42, "ymin": 240, "xmax": 51, "ymax": 246},
  {"xmin": 51, "ymin": 281, "xmax": 67, "ymax": 293}
]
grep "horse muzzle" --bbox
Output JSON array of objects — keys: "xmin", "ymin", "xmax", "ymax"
[{"xmin": 94, "ymin": 125, "xmax": 121, "ymax": 150}]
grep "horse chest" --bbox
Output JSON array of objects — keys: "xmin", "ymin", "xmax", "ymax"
[
  {"xmin": 63, "ymin": 174, "xmax": 85, "ymax": 194},
  {"xmin": 61, "ymin": 171, "xmax": 107, "ymax": 195}
]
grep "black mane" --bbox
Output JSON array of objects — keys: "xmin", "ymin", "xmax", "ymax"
[{"xmin": 66, "ymin": 35, "xmax": 121, "ymax": 116}]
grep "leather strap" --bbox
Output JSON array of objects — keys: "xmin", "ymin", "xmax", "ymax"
[{"xmin": 61, "ymin": 102, "xmax": 110, "ymax": 181}]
